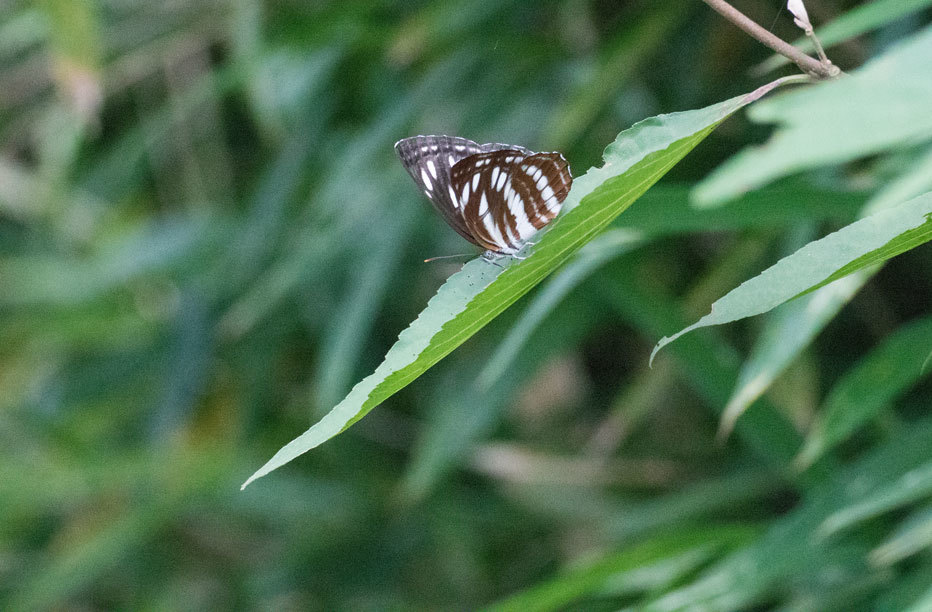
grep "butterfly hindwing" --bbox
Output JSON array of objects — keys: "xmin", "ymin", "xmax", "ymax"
[
  {"xmin": 449, "ymin": 150, "xmax": 572, "ymax": 254},
  {"xmin": 394, "ymin": 135, "xmax": 484, "ymax": 245}
]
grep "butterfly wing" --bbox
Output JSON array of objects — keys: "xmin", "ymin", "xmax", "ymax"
[
  {"xmin": 394, "ymin": 135, "xmax": 484, "ymax": 245},
  {"xmin": 449, "ymin": 150, "xmax": 572, "ymax": 254}
]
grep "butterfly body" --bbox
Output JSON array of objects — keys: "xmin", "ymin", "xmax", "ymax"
[{"xmin": 395, "ymin": 135, "xmax": 572, "ymax": 256}]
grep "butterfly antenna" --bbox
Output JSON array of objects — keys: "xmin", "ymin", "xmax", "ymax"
[{"xmin": 423, "ymin": 253, "xmax": 473, "ymax": 263}]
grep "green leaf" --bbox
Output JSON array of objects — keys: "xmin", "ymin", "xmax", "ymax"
[
  {"xmin": 480, "ymin": 179, "xmax": 867, "ymax": 392},
  {"xmin": 864, "ymin": 143, "xmax": 932, "ymax": 213},
  {"xmin": 696, "ymin": 25, "xmax": 932, "ymax": 206},
  {"xmin": 819, "ymin": 461, "xmax": 932, "ymax": 539},
  {"xmin": 906, "ymin": 584, "xmax": 932, "ymax": 612},
  {"xmin": 544, "ymin": 0, "xmax": 693, "ymax": 150},
  {"xmin": 804, "ymin": 213, "xmax": 932, "ymax": 297},
  {"xmin": 314, "ymin": 203, "xmax": 417, "ymax": 412},
  {"xmin": 477, "ymin": 228, "xmax": 644, "ymax": 389},
  {"xmin": 401, "ymin": 298, "xmax": 594, "ymax": 500},
  {"xmin": 241, "ymin": 79, "xmax": 795, "ymax": 488},
  {"xmin": 717, "ymin": 243, "xmax": 873, "ymax": 439},
  {"xmin": 605, "ymin": 264, "xmax": 809, "ymax": 471},
  {"xmin": 482, "ymin": 181, "xmax": 867, "ymax": 392},
  {"xmin": 620, "ymin": 181, "xmax": 863, "ymax": 235},
  {"xmin": 0, "ymin": 214, "xmax": 222, "ymax": 307},
  {"xmin": 719, "ymin": 143, "xmax": 932, "ymax": 436},
  {"xmin": 483, "ymin": 526, "xmax": 755, "ymax": 612},
  {"xmin": 651, "ymin": 191, "xmax": 932, "ymax": 364},
  {"xmin": 643, "ymin": 419, "xmax": 932, "ymax": 612},
  {"xmin": 870, "ymin": 505, "xmax": 932, "ymax": 566},
  {"xmin": 796, "ymin": 316, "xmax": 932, "ymax": 469}
]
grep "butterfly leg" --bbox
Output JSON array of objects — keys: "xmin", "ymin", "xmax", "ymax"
[{"xmin": 481, "ymin": 251, "xmax": 507, "ymax": 268}]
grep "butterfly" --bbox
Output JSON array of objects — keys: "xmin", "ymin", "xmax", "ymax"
[{"xmin": 394, "ymin": 135, "xmax": 573, "ymax": 257}]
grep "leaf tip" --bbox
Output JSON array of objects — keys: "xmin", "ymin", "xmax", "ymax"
[
  {"xmin": 648, "ymin": 339, "xmax": 667, "ymax": 367},
  {"xmin": 691, "ymin": 176, "xmax": 741, "ymax": 209},
  {"xmin": 240, "ymin": 472, "xmax": 260, "ymax": 490},
  {"xmin": 920, "ymin": 349, "xmax": 932, "ymax": 376},
  {"xmin": 475, "ymin": 364, "xmax": 499, "ymax": 390},
  {"xmin": 718, "ymin": 388, "xmax": 760, "ymax": 443},
  {"xmin": 793, "ymin": 440, "xmax": 820, "ymax": 472},
  {"xmin": 651, "ymin": 326, "xmax": 694, "ymax": 366},
  {"xmin": 716, "ymin": 415, "xmax": 736, "ymax": 444}
]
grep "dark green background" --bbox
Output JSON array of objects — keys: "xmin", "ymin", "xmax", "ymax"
[{"xmin": 2, "ymin": 0, "xmax": 931, "ymax": 609}]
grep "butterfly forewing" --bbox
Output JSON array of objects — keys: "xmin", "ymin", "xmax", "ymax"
[
  {"xmin": 394, "ymin": 135, "xmax": 485, "ymax": 245},
  {"xmin": 449, "ymin": 150, "xmax": 572, "ymax": 254}
]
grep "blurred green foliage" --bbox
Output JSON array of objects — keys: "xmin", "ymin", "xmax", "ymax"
[{"xmin": 1, "ymin": 0, "xmax": 932, "ymax": 609}]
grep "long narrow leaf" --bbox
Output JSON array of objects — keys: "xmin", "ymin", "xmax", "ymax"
[
  {"xmin": 870, "ymin": 505, "xmax": 932, "ymax": 566},
  {"xmin": 718, "ymin": 145, "xmax": 932, "ymax": 435},
  {"xmin": 796, "ymin": 316, "xmax": 932, "ymax": 468},
  {"xmin": 485, "ymin": 526, "xmax": 755, "ymax": 612},
  {"xmin": 242, "ymin": 79, "xmax": 793, "ymax": 488},
  {"xmin": 651, "ymin": 191, "xmax": 932, "ymax": 364},
  {"xmin": 819, "ymin": 461, "xmax": 932, "ymax": 538}
]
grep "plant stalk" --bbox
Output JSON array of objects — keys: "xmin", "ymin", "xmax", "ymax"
[{"xmin": 701, "ymin": 0, "xmax": 837, "ymax": 78}]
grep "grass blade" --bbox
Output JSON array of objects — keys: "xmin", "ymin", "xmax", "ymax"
[{"xmin": 796, "ymin": 315, "xmax": 932, "ymax": 468}]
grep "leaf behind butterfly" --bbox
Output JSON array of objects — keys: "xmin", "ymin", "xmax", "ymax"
[{"xmin": 241, "ymin": 78, "xmax": 794, "ymax": 488}]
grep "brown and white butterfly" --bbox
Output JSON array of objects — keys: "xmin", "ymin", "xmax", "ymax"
[{"xmin": 394, "ymin": 135, "xmax": 572, "ymax": 257}]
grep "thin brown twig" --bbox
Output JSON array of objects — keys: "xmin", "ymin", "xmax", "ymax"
[{"xmin": 701, "ymin": 0, "xmax": 838, "ymax": 79}]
